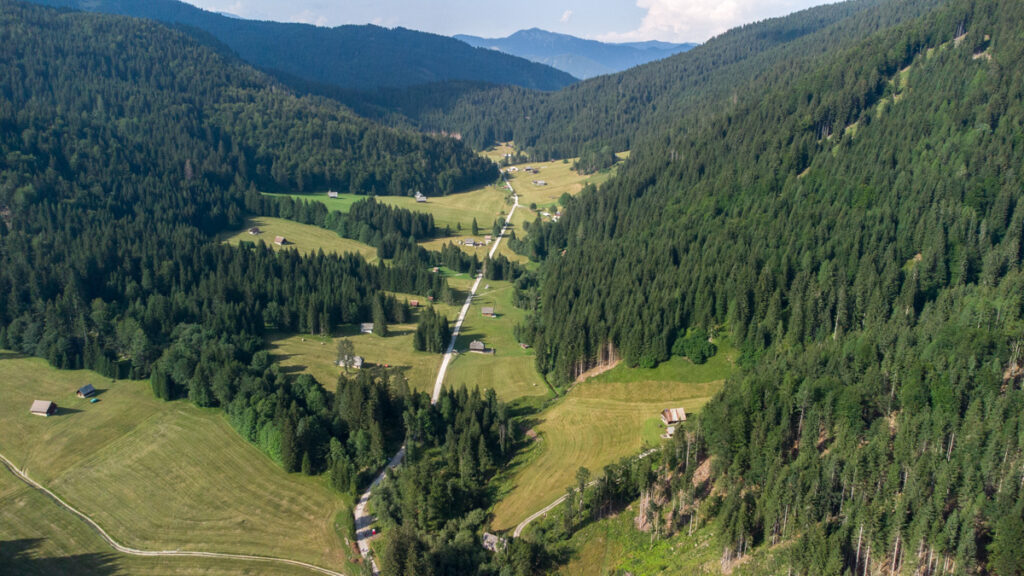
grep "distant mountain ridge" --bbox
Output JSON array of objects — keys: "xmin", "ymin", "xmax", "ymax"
[
  {"xmin": 455, "ymin": 28, "xmax": 696, "ymax": 79},
  {"xmin": 26, "ymin": 0, "xmax": 578, "ymax": 91}
]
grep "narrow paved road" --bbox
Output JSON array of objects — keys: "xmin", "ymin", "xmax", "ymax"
[
  {"xmin": 0, "ymin": 452, "xmax": 347, "ymax": 576},
  {"xmin": 354, "ymin": 181, "xmax": 520, "ymax": 573}
]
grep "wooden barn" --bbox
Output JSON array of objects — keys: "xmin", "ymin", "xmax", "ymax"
[
  {"xmin": 481, "ymin": 307, "xmax": 495, "ymax": 317},
  {"xmin": 30, "ymin": 400, "xmax": 57, "ymax": 417},
  {"xmin": 661, "ymin": 407, "xmax": 687, "ymax": 426},
  {"xmin": 469, "ymin": 340, "xmax": 494, "ymax": 354},
  {"xmin": 360, "ymin": 323, "xmax": 374, "ymax": 334},
  {"xmin": 76, "ymin": 384, "xmax": 96, "ymax": 398},
  {"xmin": 274, "ymin": 236, "xmax": 287, "ymax": 246}
]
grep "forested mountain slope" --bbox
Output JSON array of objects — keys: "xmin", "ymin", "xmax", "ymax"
[
  {"xmin": 27, "ymin": 0, "xmax": 578, "ymax": 91},
  {"xmin": 514, "ymin": 0, "xmax": 1024, "ymax": 572},
  {"xmin": 454, "ymin": 28, "xmax": 696, "ymax": 79},
  {"xmin": 408, "ymin": 0, "xmax": 949, "ymax": 154},
  {"xmin": 0, "ymin": 0, "xmax": 493, "ymax": 476}
]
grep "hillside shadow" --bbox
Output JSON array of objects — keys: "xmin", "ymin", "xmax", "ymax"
[
  {"xmin": 268, "ymin": 352, "xmax": 299, "ymax": 363},
  {"xmin": 0, "ymin": 351, "xmax": 28, "ymax": 361},
  {"xmin": 0, "ymin": 539, "xmax": 120, "ymax": 575}
]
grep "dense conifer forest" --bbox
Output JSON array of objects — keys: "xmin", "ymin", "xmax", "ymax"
[
  {"xmin": 0, "ymin": 0, "xmax": 489, "ymax": 479},
  {"xmin": 27, "ymin": 0, "xmax": 578, "ymax": 92},
  {"xmin": 502, "ymin": 0, "xmax": 1024, "ymax": 573},
  {"xmin": 373, "ymin": 386, "xmax": 515, "ymax": 573},
  {"xmin": 369, "ymin": 0, "xmax": 951, "ymax": 154},
  {"xmin": 4, "ymin": 0, "xmax": 1024, "ymax": 573}
]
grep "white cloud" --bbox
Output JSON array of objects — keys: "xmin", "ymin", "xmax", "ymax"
[
  {"xmin": 289, "ymin": 8, "xmax": 329, "ymax": 27},
  {"xmin": 599, "ymin": 0, "xmax": 827, "ymax": 42},
  {"xmin": 560, "ymin": 9, "xmax": 573, "ymax": 23}
]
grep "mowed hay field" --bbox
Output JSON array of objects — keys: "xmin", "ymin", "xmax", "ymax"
[
  {"xmin": 444, "ymin": 279, "xmax": 549, "ymax": 401},
  {"xmin": 269, "ymin": 183, "xmax": 513, "ymax": 233},
  {"xmin": 489, "ymin": 345, "xmax": 736, "ymax": 531},
  {"xmin": 0, "ymin": 471, "xmax": 321, "ymax": 576},
  {"xmin": 222, "ymin": 216, "xmax": 377, "ymax": 262},
  {"xmin": 504, "ymin": 157, "xmax": 620, "ymax": 227},
  {"xmin": 0, "ymin": 353, "xmax": 354, "ymax": 571}
]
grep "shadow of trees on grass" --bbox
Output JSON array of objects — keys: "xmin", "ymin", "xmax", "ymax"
[{"xmin": 0, "ymin": 538, "xmax": 120, "ymax": 575}]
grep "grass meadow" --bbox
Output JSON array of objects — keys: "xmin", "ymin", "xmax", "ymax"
[
  {"xmin": 443, "ymin": 279, "xmax": 550, "ymax": 401},
  {"xmin": 0, "ymin": 353, "xmax": 358, "ymax": 573},
  {"xmin": 488, "ymin": 341, "xmax": 736, "ymax": 531},
  {"xmin": 0, "ymin": 470, "xmax": 325, "ymax": 576},
  {"xmin": 221, "ymin": 216, "xmax": 378, "ymax": 262},
  {"xmin": 555, "ymin": 503, "xmax": 784, "ymax": 576}
]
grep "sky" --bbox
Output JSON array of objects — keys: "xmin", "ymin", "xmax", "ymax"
[{"xmin": 182, "ymin": 0, "xmax": 837, "ymax": 43}]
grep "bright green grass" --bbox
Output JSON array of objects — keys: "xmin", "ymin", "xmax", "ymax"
[
  {"xmin": 444, "ymin": 279, "xmax": 550, "ymax": 401},
  {"xmin": 0, "ymin": 470, "xmax": 326, "ymax": 575},
  {"xmin": 489, "ymin": 341, "xmax": 737, "ymax": 531},
  {"xmin": 507, "ymin": 159, "xmax": 614, "ymax": 211},
  {"xmin": 267, "ymin": 295, "xmax": 463, "ymax": 395},
  {"xmin": 265, "ymin": 191, "xmax": 365, "ymax": 213},
  {"xmin": 0, "ymin": 353, "xmax": 356, "ymax": 571},
  {"xmin": 417, "ymin": 236, "xmax": 530, "ymax": 265},
  {"xmin": 586, "ymin": 342, "xmax": 737, "ymax": 386},
  {"xmin": 557, "ymin": 506, "xmax": 785, "ymax": 575},
  {"xmin": 262, "ymin": 151, "xmax": 622, "ymax": 265},
  {"xmin": 481, "ymin": 142, "xmax": 517, "ymax": 164},
  {"xmin": 269, "ymin": 184, "xmax": 512, "ymax": 233},
  {"xmin": 221, "ymin": 216, "xmax": 377, "ymax": 262},
  {"xmin": 557, "ymin": 504, "xmax": 770, "ymax": 569}
]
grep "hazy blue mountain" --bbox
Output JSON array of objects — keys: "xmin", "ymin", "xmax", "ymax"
[
  {"xmin": 455, "ymin": 28, "xmax": 696, "ymax": 79},
  {"xmin": 26, "ymin": 0, "xmax": 578, "ymax": 91}
]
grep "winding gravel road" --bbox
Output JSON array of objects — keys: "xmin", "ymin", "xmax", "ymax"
[{"xmin": 0, "ymin": 452, "xmax": 347, "ymax": 576}]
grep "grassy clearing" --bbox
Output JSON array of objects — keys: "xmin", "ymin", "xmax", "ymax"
[
  {"xmin": 557, "ymin": 507, "xmax": 784, "ymax": 576},
  {"xmin": 418, "ymin": 236, "xmax": 530, "ymax": 265},
  {"xmin": 506, "ymin": 159, "xmax": 616, "ymax": 217},
  {"xmin": 269, "ymin": 328, "xmax": 442, "ymax": 395},
  {"xmin": 586, "ymin": 343, "xmax": 737, "ymax": 386},
  {"xmin": 270, "ymin": 185, "xmax": 512, "ymax": 233},
  {"xmin": 489, "ymin": 342, "xmax": 736, "ymax": 531},
  {"xmin": 268, "ymin": 292, "xmax": 464, "ymax": 395},
  {"xmin": 0, "ymin": 470, "xmax": 324, "ymax": 576},
  {"xmin": 265, "ymin": 191, "xmax": 365, "ymax": 213},
  {"xmin": 481, "ymin": 142, "xmax": 517, "ymax": 164},
  {"xmin": 221, "ymin": 216, "xmax": 377, "ymax": 262},
  {"xmin": 262, "ymin": 151, "xmax": 623, "ymax": 266},
  {"xmin": 444, "ymin": 279, "xmax": 550, "ymax": 401},
  {"xmin": 0, "ymin": 353, "xmax": 356, "ymax": 571}
]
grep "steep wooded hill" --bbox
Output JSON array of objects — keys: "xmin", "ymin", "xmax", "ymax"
[
  {"xmin": 27, "ymin": 0, "xmax": 578, "ymax": 91},
  {"xmin": 0, "ymin": 0, "xmax": 476, "ymax": 384},
  {"xmin": 406, "ymin": 0, "xmax": 950, "ymax": 153},
  {"xmin": 0, "ymin": 0, "xmax": 500, "ymax": 485},
  {"xmin": 513, "ymin": 0, "xmax": 1024, "ymax": 572}
]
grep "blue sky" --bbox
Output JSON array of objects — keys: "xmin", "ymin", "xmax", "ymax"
[{"xmin": 182, "ymin": 0, "xmax": 837, "ymax": 42}]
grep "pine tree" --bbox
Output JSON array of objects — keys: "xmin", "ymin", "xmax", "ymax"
[{"xmin": 372, "ymin": 295, "xmax": 389, "ymax": 337}]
